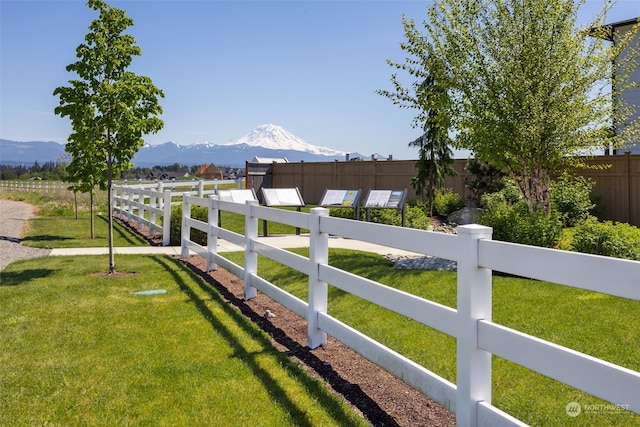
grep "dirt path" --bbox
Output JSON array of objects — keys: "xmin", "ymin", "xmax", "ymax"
[{"xmin": 0, "ymin": 199, "xmax": 51, "ymax": 272}]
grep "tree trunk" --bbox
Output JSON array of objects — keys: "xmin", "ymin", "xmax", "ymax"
[
  {"xmin": 107, "ymin": 131, "xmax": 116, "ymax": 274},
  {"xmin": 90, "ymin": 191, "xmax": 95, "ymax": 239},
  {"xmin": 108, "ymin": 180, "xmax": 115, "ymax": 273}
]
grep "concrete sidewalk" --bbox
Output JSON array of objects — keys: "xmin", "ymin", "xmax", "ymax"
[{"xmin": 48, "ymin": 235, "xmax": 422, "ymax": 257}]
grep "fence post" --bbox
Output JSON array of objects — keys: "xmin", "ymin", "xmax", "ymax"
[
  {"xmin": 236, "ymin": 177, "xmax": 243, "ymax": 189},
  {"xmin": 243, "ymin": 200, "xmax": 259, "ymax": 300},
  {"xmin": 149, "ymin": 189, "xmax": 157, "ymax": 232},
  {"xmin": 456, "ymin": 224, "xmax": 493, "ymax": 427},
  {"xmin": 119, "ymin": 186, "xmax": 127, "ymax": 220},
  {"xmin": 207, "ymin": 195, "xmax": 219, "ymax": 272},
  {"xmin": 180, "ymin": 192, "xmax": 192, "ymax": 258},
  {"xmin": 136, "ymin": 187, "xmax": 144, "ymax": 232},
  {"xmin": 112, "ymin": 185, "xmax": 119, "ymax": 217},
  {"xmin": 308, "ymin": 207, "xmax": 329, "ymax": 349},
  {"xmin": 157, "ymin": 181, "xmax": 164, "ymax": 209},
  {"xmin": 127, "ymin": 186, "xmax": 135, "ymax": 224},
  {"xmin": 162, "ymin": 189, "xmax": 171, "ymax": 246},
  {"xmin": 198, "ymin": 180, "xmax": 204, "ymax": 197}
]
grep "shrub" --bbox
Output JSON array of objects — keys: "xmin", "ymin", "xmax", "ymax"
[
  {"xmin": 570, "ymin": 219, "xmax": 640, "ymax": 261},
  {"xmin": 433, "ymin": 189, "xmax": 465, "ymax": 216},
  {"xmin": 405, "ymin": 203, "xmax": 432, "ymax": 230},
  {"xmin": 367, "ymin": 205, "xmax": 430, "ymax": 229},
  {"xmin": 550, "ymin": 172, "xmax": 595, "ymax": 227},
  {"xmin": 329, "ymin": 207, "xmax": 361, "ymax": 220},
  {"xmin": 169, "ymin": 204, "xmax": 208, "ymax": 246},
  {"xmin": 331, "ymin": 201, "xmax": 431, "ymax": 230},
  {"xmin": 479, "ymin": 184, "xmax": 562, "ymax": 248}
]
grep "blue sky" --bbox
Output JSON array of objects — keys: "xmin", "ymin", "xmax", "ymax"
[{"xmin": 1, "ymin": 0, "xmax": 637, "ymax": 160}]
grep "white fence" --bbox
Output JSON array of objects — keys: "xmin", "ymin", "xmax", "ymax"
[
  {"xmin": 180, "ymin": 194, "xmax": 640, "ymax": 426},
  {"xmin": 0, "ymin": 180, "xmax": 66, "ymax": 193},
  {"xmin": 112, "ymin": 179, "xmax": 242, "ymax": 246}
]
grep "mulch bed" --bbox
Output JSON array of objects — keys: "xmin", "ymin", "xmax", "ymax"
[{"xmin": 123, "ymin": 218, "xmax": 457, "ymax": 426}]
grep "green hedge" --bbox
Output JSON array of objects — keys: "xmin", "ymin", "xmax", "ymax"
[
  {"xmin": 479, "ymin": 183, "xmax": 562, "ymax": 248},
  {"xmin": 571, "ymin": 219, "xmax": 640, "ymax": 261},
  {"xmin": 433, "ymin": 189, "xmax": 465, "ymax": 217}
]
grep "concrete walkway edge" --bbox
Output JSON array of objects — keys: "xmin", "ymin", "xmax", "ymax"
[{"xmin": 48, "ymin": 235, "xmax": 422, "ymax": 257}]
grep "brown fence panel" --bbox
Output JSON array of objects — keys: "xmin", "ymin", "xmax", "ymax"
[
  {"xmin": 579, "ymin": 153, "xmax": 639, "ymax": 226},
  {"xmin": 261, "ymin": 154, "xmax": 639, "ymax": 225}
]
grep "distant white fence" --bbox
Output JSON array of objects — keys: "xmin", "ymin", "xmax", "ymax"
[
  {"xmin": 0, "ymin": 180, "xmax": 66, "ymax": 193},
  {"xmin": 180, "ymin": 194, "xmax": 640, "ymax": 427},
  {"xmin": 112, "ymin": 179, "xmax": 242, "ymax": 246}
]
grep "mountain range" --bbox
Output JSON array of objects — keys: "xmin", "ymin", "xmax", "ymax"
[{"xmin": 0, "ymin": 124, "xmax": 364, "ymax": 167}]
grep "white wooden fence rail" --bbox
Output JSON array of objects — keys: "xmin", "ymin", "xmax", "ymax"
[
  {"xmin": 179, "ymin": 194, "xmax": 639, "ymax": 426},
  {"xmin": 112, "ymin": 179, "xmax": 241, "ymax": 246},
  {"xmin": 0, "ymin": 180, "xmax": 66, "ymax": 193}
]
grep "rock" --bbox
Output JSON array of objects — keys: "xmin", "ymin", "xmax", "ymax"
[
  {"xmin": 447, "ymin": 207, "xmax": 482, "ymax": 225},
  {"xmin": 385, "ymin": 254, "xmax": 457, "ymax": 271},
  {"xmin": 264, "ymin": 309, "xmax": 276, "ymax": 318}
]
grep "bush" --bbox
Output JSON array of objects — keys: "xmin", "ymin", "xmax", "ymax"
[
  {"xmin": 331, "ymin": 200, "xmax": 431, "ymax": 230},
  {"xmin": 329, "ymin": 207, "xmax": 360, "ymax": 220},
  {"xmin": 479, "ymin": 184, "xmax": 562, "ymax": 248},
  {"xmin": 169, "ymin": 204, "xmax": 208, "ymax": 246},
  {"xmin": 570, "ymin": 219, "xmax": 640, "ymax": 261},
  {"xmin": 367, "ymin": 203, "xmax": 431, "ymax": 230},
  {"xmin": 433, "ymin": 189, "xmax": 465, "ymax": 216},
  {"xmin": 405, "ymin": 203, "xmax": 432, "ymax": 230},
  {"xmin": 550, "ymin": 172, "xmax": 595, "ymax": 227}
]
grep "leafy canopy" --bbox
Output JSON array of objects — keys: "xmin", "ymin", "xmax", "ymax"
[
  {"xmin": 381, "ymin": 0, "xmax": 639, "ymax": 212},
  {"xmin": 53, "ymin": 0, "xmax": 164, "ymax": 272},
  {"xmin": 54, "ymin": 0, "xmax": 164, "ymax": 187},
  {"xmin": 377, "ymin": 21, "xmax": 457, "ymax": 215}
]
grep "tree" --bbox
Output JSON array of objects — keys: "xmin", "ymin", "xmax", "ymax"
[
  {"xmin": 407, "ymin": 76, "xmax": 457, "ymax": 216},
  {"xmin": 54, "ymin": 0, "xmax": 164, "ymax": 274},
  {"xmin": 377, "ymin": 26, "xmax": 457, "ymax": 216},
  {"xmin": 383, "ymin": 0, "xmax": 639, "ymax": 213}
]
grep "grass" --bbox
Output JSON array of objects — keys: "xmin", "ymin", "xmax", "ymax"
[
  {"xmin": 23, "ymin": 212, "xmax": 149, "ymax": 248},
  {"xmin": 182, "ymin": 206, "xmax": 315, "ymax": 245},
  {"xmin": 219, "ymin": 206, "xmax": 314, "ymax": 236},
  {"xmin": 1, "ymin": 189, "xmax": 154, "ymax": 248},
  {"xmin": 223, "ymin": 248, "xmax": 640, "ymax": 427},
  {"xmin": 0, "ymin": 255, "xmax": 367, "ymax": 426},
  {"xmin": 3, "ymin": 189, "xmax": 638, "ymax": 424}
]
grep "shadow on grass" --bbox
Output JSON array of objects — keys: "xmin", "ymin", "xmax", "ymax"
[
  {"xmin": 21, "ymin": 235, "xmax": 74, "ymax": 244},
  {"xmin": 0, "ymin": 269, "xmax": 56, "ymax": 286},
  {"xmin": 98, "ymin": 215, "xmax": 147, "ymax": 246},
  {"xmin": 150, "ymin": 255, "xmax": 375, "ymax": 427},
  {"xmin": 172, "ymin": 257, "xmax": 399, "ymax": 427}
]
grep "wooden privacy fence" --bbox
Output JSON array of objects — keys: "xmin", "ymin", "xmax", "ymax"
[
  {"xmin": 112, "ymin": 179, "xmax": 242, "ymax": 246},
  {"xmin": 180, "ymin": 194, "xmax": 640, "ymax": 426},
  {"xmin": 256, "ymin": 153, "xmax": 640, "ymax": 226}
]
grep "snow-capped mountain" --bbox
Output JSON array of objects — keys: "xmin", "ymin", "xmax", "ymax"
[
  {"xmin": 221, "ymin": 124, "xmax": 346, "ymax": 157},
  {"xmin": 0, "ymin": 125, "xmax": 357, "ymax": 167}
]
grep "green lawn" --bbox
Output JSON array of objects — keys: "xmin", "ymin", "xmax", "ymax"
[
  {"xmin": 4, "ymin": 191, "xmax": 638, "ymax": 425},
  {"xmin": 224, "ymin": 249, "xmax": 640, "ymax": 427},
  {"xmin": 23, "ymin": 213, "xmax": 150, "ymax": 248},
  {"xmin": 0, "ymin": 255, "xmax": 367, "ymax": 426}
]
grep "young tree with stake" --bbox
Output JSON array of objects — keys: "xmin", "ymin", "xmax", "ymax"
[{"xmin": 54, "ymin": 0, "xmax": 164, "ymax": 274}]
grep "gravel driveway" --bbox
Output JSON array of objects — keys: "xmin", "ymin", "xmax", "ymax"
[{"xmin": 0, "ymin": 199, "xmax": 51, "ymax": 272}]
